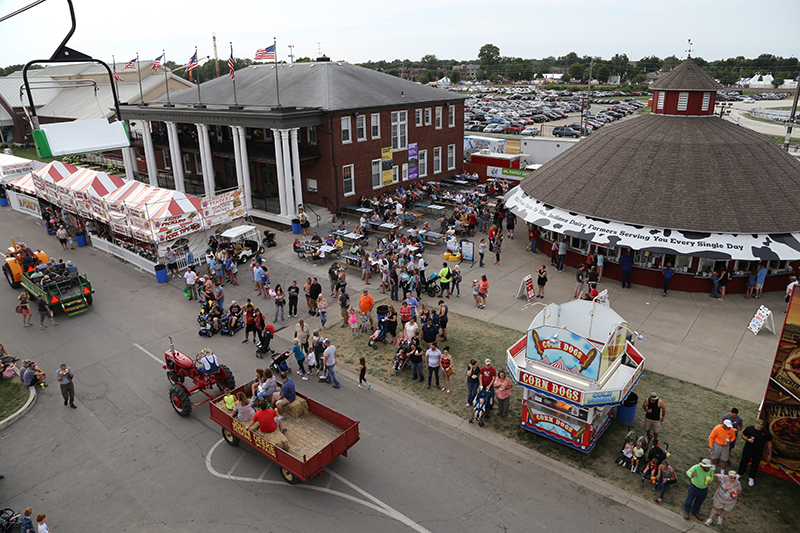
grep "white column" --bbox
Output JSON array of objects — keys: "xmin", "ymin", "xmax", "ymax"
[
  {"xmin": 231, "ymin": 126, "xmax": 243, "ymax": 191},
  {"xmin": 236, "ymin": 126, "xmax": 252, "ymax": 210},
  {"xmin": 202, "ymin": 124, "xmax": 215, "ymax": 197},
  {"xmin": 272, "ymin": 128, "xmax": 288, "ymax": 217},
  {"xmin": 121, "ymin": 147, "xmax": 136, "ymax": 181},
  {"xmin": 196, "ymin": 124, "xmax": 214, "ymax": 197},
  {"xmin": 166, "ymin": 122, "xmax": 185, "ymax": 192},
  {"xmin": 141, "ymin": 120, "xmax": 159, "ymax": 186},
  {"xmin": 280, "ymin": 128, "xmax": 295, "ymax": 217},
  {"xmin": 290, "ymin": 127, "xmax": 303, "ymax": 212}
]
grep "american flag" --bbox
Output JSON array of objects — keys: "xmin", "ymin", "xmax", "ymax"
[
  {"xmin": 123, "ymin": 58, "xmax": 137, "ymax": 70},
  {"xmin": 112, "ymin": 69, "xmax": 124, "ymax": 82},
  {"xmin": 182, "ymin": 52, "xmax": 199, "ymax": 72},
  {"xmin": 151, "ymin": 54, "xmax": 163, "ymax": 73},
  {"xmin": 228, "ymin": 53, "xmax": 235, "ymax": 80},
  {"xmin": 254, "ymin": 45, "xmax": 275, "ymax": 61}
]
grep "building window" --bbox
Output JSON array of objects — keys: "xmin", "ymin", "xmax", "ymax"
[
  {"xmin": 419, "ymin": 149, "xmax": 428, "ymax": 177},
  {"xmin": 308, "ymin": 126, "xmax": 317, "ymax": 145},
  {"xmin": 370, "ymin": 113, "xmax": 380, "ymax": 139},
  {"xmin": 447, "ymin": 144, "xmax": 456, "ymax": 170},
  {"xmin": 183, "ymin": 153, "xmax": 191, "ymax": 173},
  {"xmin": 424, "ymin": 108, "xmax": 432, "ymax": 126},
  {"xmin": 163, "ymin": 151, "xmax": 171, "ymax": 170},
  {"xmin": 433, "ymin": 147, "xmax": 441, "ymax": 174},
  {"xmin": 306, "ymin": 178, "xmax": 318, "ymax": 192},
  {"xmin": 701, "ymin": 92, "xmax": 710, "ymax": 112},
  {"xmin": 194, "ymin": 153, "xmax": 202, "ymax": 173},
  {"xmin": 415, "ymin": 108, "xmax": 423, "ymax": 127},
  {"xmin": 372, "ymin": 159, "xmax": 382, "ymax": 189},
  {"xmin": 391, "ymin": 110, "xmax": 408, "ymax": 151},
  {"xmin": 448, "ymin": 105, "xmax": 455, "ymax": 127},
  {"xmin": 656, "ymin": 91, "xmax": 665, "ymax": 110},
  {"xmin": 356, "ymin": 114, "xmax": 366, "ymax": 141},
  {"xmin": 343, "ymin": 164, "xmax": 354, "ymax": 196},
  {"xmin": 435, "ymin": 106, "xmax": 442, "ymax": 129},
  {"xmin": 392, "ymin": 165, "xmax": 399, "ymax": 184},
  {"xmin": 402, "ymin": 163, "xmax": 408, "ymax": 182},
  {"xmin": 341, "ymin": 116, "xmax": 352, "ymax": 144},
  {"xmin": 677, "ymin": 92, "xmax": 688, "ymax": 111}
]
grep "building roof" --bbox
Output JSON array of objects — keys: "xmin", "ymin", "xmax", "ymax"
[
  {"xmin": 517, "ymin": 113, "xmax": 800, "ymax": 234},
  {"xmin": 651, "ymin": 58, "xmax": 722, "ymax": 91},
  {"xmin": 0, "ymin": 75, "xmax": 61, "ymax": 109},
  {"xmin": 157, "ymin": 61, "xmax": 465, "ymax": 112}
]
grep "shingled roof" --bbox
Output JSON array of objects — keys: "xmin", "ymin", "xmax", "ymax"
[
  {"xmin": 518, "ymin": 114, "xmax": 800, "ymax": 233},
  {"xmin": 157, "ymin": 61, "xmax": 464, "ymax": 112},
  {"xmin": 651, "ymin": 58, "xmax": 722, "ymax": 91}
]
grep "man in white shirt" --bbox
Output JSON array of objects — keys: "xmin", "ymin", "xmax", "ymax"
[
  {"xmin": 197, "ymin": 348, "xmax": 219, "ymax": 375},
  {"xmin": 786, "ymin": 276, "xmax": 799, "ymax": 312},
  {"xmin": 322, "ymin": 339, "xmax": 341, "ymax": 388},
  {"xmin": 417, "ymin": 254, "xmax": 427, "ymax": 280},
  {"xmin": 184, "ymin": 267, "xmax": 198, "ymax": 300}
]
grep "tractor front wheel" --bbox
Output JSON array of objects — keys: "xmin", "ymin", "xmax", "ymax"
[
  {"xmin": 169, "ymin": 385, "xmax": 192, "ymax": 417},
  {"xmin": 167, "ymin": 371, "xmax": 184, "ymax": 386},
  {"xmin": 222, "ymin": 428, "xmax": 240, "ymax": 447}
]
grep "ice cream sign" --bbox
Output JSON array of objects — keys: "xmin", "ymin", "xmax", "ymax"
[{"xmin": 526, "ymin": 326, "xmax": 601, "ymax": 381}]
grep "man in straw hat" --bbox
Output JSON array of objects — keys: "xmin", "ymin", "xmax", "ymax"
[
  {"xmin": 737, "ymin": 419, "xmax": 773, "ymax": 487},
  {"xmin": 197, "ymin": 348, "xmax": 219, "ymax": 375},
  {"xmin": 683, "ymin": 458, "xmax": 714, "ymax": 521}
]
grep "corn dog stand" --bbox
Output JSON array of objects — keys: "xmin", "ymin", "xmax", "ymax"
[{"xmin": 506, "ymin": 299, "xmax": 645, "ymax": 453}]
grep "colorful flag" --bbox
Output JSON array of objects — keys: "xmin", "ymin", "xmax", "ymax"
[
  {"xmin": 123, "ymin": 58, "xmax": 137, "ymax": 70},
  {"xmin": 228, "ymin": 53, "xmax": 235, "ymax": 80},
  {"xmin": 151, "ymin": 54, "xmax": 163, "ymax": 73},
  {"xmin": 254, "ymin": 45, "xmax": 275, "ymax": 61},
  {"xmin": 182, "ymin": 52, "xmax": 199, "ymax": 73},
  {"xmin": 112, "ymin": 69, "xmax": 124, "ymax": 82}
]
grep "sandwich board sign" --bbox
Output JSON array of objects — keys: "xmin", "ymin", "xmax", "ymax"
[
  {"xmin": 747, "ymin": 305, "xmax": 775, "ymax": 335},
  {"xmin": 516, "ymin": 275, "xmax": 536, "ymax": 301}
]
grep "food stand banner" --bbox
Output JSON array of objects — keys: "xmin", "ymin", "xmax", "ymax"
[
  {"xmin": 759, "ymin": 289, "xmax": 800, "ymax": 484},
  {"xmin": 381, "ymin": 147, "xmax": 393, "ymax": 187},
  {"xmin": 527, "ymin": 326, "xmax": 600, "ymax": 380},
  {"xmin": 201, "ymin": 189, "xmax": 245, "ymax": 228},
  {"xmin": 506, "ymin": 187, "xmax": 800, "ymax": 261}
]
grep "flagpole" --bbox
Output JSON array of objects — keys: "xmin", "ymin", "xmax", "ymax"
[
  {"xmin": 231, "ymin": 42, "xmax": 238, "ymax": 107},
  {"xmin": 136, "ymin": 52, "xmax": 144, "ymax": 105},
  {"xmin": 112, "ymin": 55, "xmax": 119, "ymax": 95},
  {"xmin": 195, "ymin": 46, "xmax": 202, "ymax": 104},
  {"xmin": 273, "ymin": 37, "xmax": 280, "ymax": 108},
  {"xmin": 163, "ymin": 49, "xmax": 172, "ymax": 107}
]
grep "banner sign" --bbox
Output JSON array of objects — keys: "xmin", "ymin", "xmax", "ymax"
[
  {"xmin": 526, "ymin": 326, "xmax": 600, "ymax": 381},
  {"xmin": 748, "ymin": 305, "xmax": 775, "ymax": 335},
  {"xmin": 487, "ymin": 167, "xmax": 530, "ymax": 179},
  {"xmin": 460, "ymin": 240, "xmax": 474, "ymax": 262},
  {"xmin": 506, "ymin": 187, "xmax": 800, "ymax": 261},
  {"xmin": 408, "ymin": 143, "xmax": 418, "ymax": 181},
  {"xmin": 156, "ymin": 222, "xmax": 203, "ymax": 243},
  {"xmin": 464, "ymin": 136, "xmax": 507, "ymax": 154},
  {"xmin": 381, "ymin": 147, "xmax": 393, "ymax": 187},
  {"xmin": 516, "ymin": 275, "xmax": 536, "ymax": 301},
  {"xmin": 201, "ymin": 188, "xmax": 245, "ymax": 228},
  {"xmin": 13, "ymin": 192, "xmax": 41, "ymax": 217},
  {"xmin": 0, "ymin": 161, "xmax": 33, "ymax": 178}
]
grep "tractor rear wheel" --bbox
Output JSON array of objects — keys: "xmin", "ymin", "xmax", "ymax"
[
  {"xmin": 222, "ymin": 428, "xmax": 240, "ymax": 447},
  {"xmin": 167, "ymin": 371, "xmax": 184, "ymax": 386},
  {"xmin": 169, "ymin": 385, "xmax": 192, "ymax": 417},
  {"xmin": 280, "ymin": 467, "xmax": 298, "ymax": 485},
  {"xmin": 217, "ymin": 364, "xmax": 236, "ymax": 391},
  {"xmin": 3, "ymin": 264, "xmax": 20, "ymax": 289}
]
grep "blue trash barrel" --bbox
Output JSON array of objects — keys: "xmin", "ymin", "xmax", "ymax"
[
  {"xmin": 615, "ymin": 391, "xmax": 638, "ymax": 425},
  {"xmin": 0, "ymin": 198, "xmax": 8, "ymax": 207},
  {"xmin": 291, "ymin": 218, "xmax": 301, "ymax": 234},
  {"xmin": 376, "ymin": 304, "xmax": 389, "ymax": 322},
  {"xmin": 155, "ymin": 263, "xmax": 169, "ymax": 283},
  {"xmin": 75, "ymin": 233, "xmax": 87, "ymax": 247}
]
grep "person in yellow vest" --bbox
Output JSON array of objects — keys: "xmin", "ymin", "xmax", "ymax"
[{"xmin": 439, "ymin": 262, "xmax": 453, "ymax": 299}]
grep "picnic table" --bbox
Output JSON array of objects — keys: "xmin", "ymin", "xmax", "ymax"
[
  {"xmin": 452, "ymin": 179, "xmax": 469, "ymax": 186},
  {"xmin": 426, "ymin": 204, "xmax": 447, "ymax": 215}
]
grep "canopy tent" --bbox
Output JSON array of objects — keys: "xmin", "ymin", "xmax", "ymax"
[
  {"xmin": 127, "ymin": 188, "xmax": 203, "ymax": 243},
  {"xmin": 8, "ymin": 172, "xmax": 37, "ymax": 195},
  {"xmin": 31, "ymin": 161, "xmax": 79, "ymax": 206},
  {"xmin": 0, "ymin": 154, "xmax": 38, "ymax": 184},
  {"xmin": 103, "ymin": 180, "xmax": 158, "ymax": 236},
  {"xmin": 55, "ymin": 168, "xmax": 127, "ymax": 219}
]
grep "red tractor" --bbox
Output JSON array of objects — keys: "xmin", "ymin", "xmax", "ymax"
[{"xmin": 163, "ymin": 338, "xmax": 235, "ymax": 417}]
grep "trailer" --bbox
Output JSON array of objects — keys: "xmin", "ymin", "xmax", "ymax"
[{"xmin": 209, "ymin": 382, "xmax": 360, "ymax": 484}]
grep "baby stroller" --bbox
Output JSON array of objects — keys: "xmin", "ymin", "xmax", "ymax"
[
  {"xmin": 368, "ymin": 318, "xmax": 390, "ymax": 349},
  {"xmin": 418, "ymin": 272, "xmax": 441, "ymax": 298},
  {"xmin": 469, "ymin": 387, "xmax": 489, "ymax": 426},
  {"xmin": 255, "ymin": 326, "xmax": 275, "ymax": 358},
  {"xmin": 270, "ymin": 350, "xmax": 291, "ymax": 375},
  {"xmin": 0, "ymin": 509, "xmax": 21, "ymax": 533},
  {"xmin": 392, "ymin": 346, "xmax": 409, "ymax": 374},
  {"xmin": 640, "ymin": 440, "xmax": 670, "ymax": 488}
]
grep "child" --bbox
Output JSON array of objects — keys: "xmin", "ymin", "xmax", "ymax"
[
  {"xmin": 631, "ymin": 440, "xmax": 645, "ymax": 473},
  {"xmin": 348, "ymin": 306, "xmax": 359, "ymax": 336},
  {"xmin": 358, "ymin": 357, "xmax": 370, "ymax": 390},
  {"xmin": 617, "ymin": 437, "xmax": 634, "ymax": 468},
  {"xmin": 307, "ymin": 348, "xmax": 317, "ymax": 376},
  {"xmin": 223, "ymin": 388, "xmax": 236, "ymax": 411},
  {"xmin": 470, "ymin": 397, "xmax": 486, "ymax": 427},
  {"xmin": 641, "ymin": 458, "xmax": 659, "ymax": 485}
]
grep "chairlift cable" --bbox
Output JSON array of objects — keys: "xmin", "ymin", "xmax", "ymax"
[{"xmin": 0, "ymin": 0, "xmax": 47, "ymax": 24}]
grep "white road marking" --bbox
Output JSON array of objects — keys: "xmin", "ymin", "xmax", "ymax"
[
  {"xmin": 205, "ymin": 439, "xmax": 431, "ymax": 533},
  {"xmin": 227, "ymin": 450, "xmax": 246, "ymax": 476},
  {"xmin": 133, "ymin": 343, "xmax": 164, "ymax": 365},
  {"xmin": 257, "ymin": 464, "xmax": 271, "ymax": 481}
]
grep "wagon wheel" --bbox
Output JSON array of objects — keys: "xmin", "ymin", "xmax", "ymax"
[
  {"xmin": 217, "ymin": 364, "xmax": 236, "ymax": 391},
  {"xmin": 166, "ymin": 371, "xmax": 184, "ymax": 386},
  {"xmin": 280, "ymin": 467, "xmax": 298, "ymax": 485},
  {"xmin": 222, "ymin": 427, "xmax": 240, "ymax": 447},
  {"xmin": 169, "ymin": 384, "xmax": 193, "ymax": 417}
]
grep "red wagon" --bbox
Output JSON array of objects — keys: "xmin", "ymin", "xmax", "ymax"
[{"xmin": 209, "ymin": 383, "xmax": 360, "ymax": 484}]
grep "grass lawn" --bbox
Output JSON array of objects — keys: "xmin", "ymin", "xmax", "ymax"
[
  {"xmin": 0, "ymin": 377, "xmax": 29, "ymax": 420},
  {"xmin": 325, "ymin": 302, "xmax": 800, "ymax": 532},
  {"xmin": 4, "ymin": 146, "xmax": 61, "ymax": 164}
]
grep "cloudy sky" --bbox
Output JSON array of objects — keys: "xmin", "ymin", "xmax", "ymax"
[{"xmin": 1, "ymin": 0, "xmax": 798, "ymax": 68}]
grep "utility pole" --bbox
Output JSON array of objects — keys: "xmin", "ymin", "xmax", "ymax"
[
  {"xmin": 288, "ymin": 45, "xmax": 295, "ymax": 64},
  {"xmin": 212, "ymin": 32, "xmax": 220, "ymax": 78},
  {"xmin": 784, "ymin": 74, "xmax": 799, "ymax": 152}
]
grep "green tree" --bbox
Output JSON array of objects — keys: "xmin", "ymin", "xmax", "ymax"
[
  {"xmin": 596, "ymin": 64, "xmax": 610, "ymax": 84},
  {"xmin": 568, "ymin": 62, "xmax": 584, "ymax": 82},
  {"xmin": 478, "ymin": 43, "xmax": 500, "ymax": 78},
  {"xmin": 296, "ymin": 57, "xmax": 312, "ymax": 63},
  {"xmin": 418, "ymin": 72, "xmax": 431, "ymax": 84},
  {"xmin": 771, "ymin": 75, "xmax": 783, "ymax": 88},
  {"xmin": 535, "ymin": 71, "xmax": 545, "ymax": 79},
  {"xmin": 661, "ymin": 55, "xmax": 680, "ymax": 72},
  {"xmin": 638, "ymin": 55, "xmax": 662, "ymax": 72},
  {"xmin": 560, "ymin": 72, "xmax": 570, "ymax": 83},
  {"xmin": 421, "ymin": 54, "xmax": 439, "ymax": 72},
  {"xmin": 449, "ymin": 69, "xmax": 461, "ymax": 83},
  {"xmin": 388, "ymin": 69, "xmax": 399, "ymax": 77}
]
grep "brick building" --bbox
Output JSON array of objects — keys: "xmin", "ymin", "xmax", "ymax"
[{"xmin": 119, "ymin": 60, "xmax": 466, "ymax": 225}]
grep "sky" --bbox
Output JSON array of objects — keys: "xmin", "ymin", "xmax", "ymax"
[{"xmin": 1, "ymin": 0, "xmax": 798, "ymax": 69}]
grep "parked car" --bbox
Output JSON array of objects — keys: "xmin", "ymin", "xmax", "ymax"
[
  {"xmin": 521, "ymin": 126, "xmax": 540, "ymax": 136},
  {"xmin": 553, "ymin": 126, "xmax": 580, "ymax": 138}
]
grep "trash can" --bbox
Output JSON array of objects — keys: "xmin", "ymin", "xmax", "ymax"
[
  {"xmin": 0, "ymin": 198, "xmax": 8, "ymax": 207},
  {"xmin": 376, "ymin": 304, "xmax": 389, "ymax": 322},
  {"xmin": 615, "ymin": 391, "xmax": 638, "ymax": 425},
  {"xmin": 155, "ymin": 263, "xmax": 169, "ymax": 284},
  {"xmin": 291, "ymin": 218, "xmax": 301, "ymax": 235},
  {"xmin": 75, "ymin": 233, "xmax": 87, "ymax": 247}
]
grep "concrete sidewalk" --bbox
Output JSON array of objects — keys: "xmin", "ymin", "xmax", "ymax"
[{"xmin": 267, "ymin": 218, "xmax": 780, "ymax": 405}]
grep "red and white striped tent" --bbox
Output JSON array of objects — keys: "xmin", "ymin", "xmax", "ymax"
[
  {"xmin": 30, "ymin": 162, "xmax": 79, "ymax": 206},
  {"xmin": 129, "ymin": 189, "xmax": 203, "ymax": 243},
  {"xmin": 8, "ymin": 172, "xmax": 37, "ymax": 195},
  {"xmin": 104, "ymin": 180, "xmax": 159, "ymax": 237},
  {"xmin": 55, "ymin": 168, "xmax": 127, "ymax": 219}
]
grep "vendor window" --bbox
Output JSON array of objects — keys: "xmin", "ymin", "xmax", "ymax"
[
  {"xmin": 633, "ymin": 249, "xmax": 661, "ymax": 268},
  {"xmin": 734, "ymin": 260, "xmax": 761, "ymax": 275},
  {"xmin": 768, "ymin": 260, "xmax": 789, "ymax": 272},
  {"xmin": 569, "ymin": 236, "xmax": 588, "ymax": 252}
]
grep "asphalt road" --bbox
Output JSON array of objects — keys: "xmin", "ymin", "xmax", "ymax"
[{"xmin": 0, "ymin": 208, "xmax": 678, "ymax": 532}]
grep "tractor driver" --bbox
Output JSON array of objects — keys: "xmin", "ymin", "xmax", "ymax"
[
  {"xmin": 208, "ymin": 302, "xmax": 223, "ymax": 330},
  {"xmin": 197, "ymin": 348, "xmax": 219, "ymax": 375},
  {"xmin": 228, "ymin": 300, "xmax": 243, "ymax": 329},
  {"xmin": 16, "ymin": 242, "xmax": 35, "ymax": 268}
]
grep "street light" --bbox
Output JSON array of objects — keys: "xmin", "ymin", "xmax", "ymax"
[{"xmin": 612, "ymin": 323, "xmax": 645, "ymax": 345}]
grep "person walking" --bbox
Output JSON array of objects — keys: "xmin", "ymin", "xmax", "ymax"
[
  {"xmin": 56, "ymin": 224, "xmax": 69, "ymax": 250},
  {"xmin": 451, "ymin": 265, "xmax": 462, "ymax": 298},
  {"xmin": 18, "ymin": 291, "xmax": 32, "ymax": 327},
  {"xmin": 323, "ymin": 338, "xmax": 341, "ymax": 388},
  {"xmin": 56, "ymin": 363, "xmax": 76, "ymax": 408},
  {"xmin": 294, "ymin": 319, "xmax": 311, "ymax": 353},
  {"xmin": 493, "ymin": 235, "xmax": 502, "ymax": 265},
  {"xmin": 642, "ymin": 392, "xmax": 666, "ymax": 442},
  {"xmin": 466, "ymin": 359, "xmax": 480, "ymax": 407},
  {"xmin": 556, "ymin": 239, "xmax": 567, "ymax": 272},
  {"xmin": 478, "ymin": 239, "xmax": 486, "ymax": 268},
  {"xmin": 536, "ymin": 265, "xmax": 548, "ymax": 299},
  {"xmin": 317, "ymin": 294, "xmax": 328, "ymax": 330},
  {"xmin": 620, "ymin": 252, "xmax": 633, "ymax": 288},
  {"xmin": 291, "ymin": 339, "xmax": 309, "ymax": 380},
  {"xmin": 272, "ymin": 284, "xmax": 285, "ymax": 322},
  {"xmin": 478, "ymin": 275, "xmax": 489, "ymax": 309},
  {"xmin": 737, "ymin": 419, "xmax": 773, "ymax": 486},
  {"xmin": 184, "ymin": 266, "xmax": 198, "ymax": 300},
  {"xmin": 36, "ymin": 514, "xmax": 51, "ymax": 533},
  {"xmin": 439, "ymin": 262, "xmax": 452, "ymax": 298},
  {"xmin": 36, "ymin": 293, "xmax": 58, "ymax": 329},
  {"xmin": 21, "ymin": 508, "xmax": 35, "ymax": 533},
  {"xmin": 358, "ymin": 357, "xmax": 370, "ymax": 389},
  {"xmin": 704, "ymin": 470, "xmax": 742, "ymax": 527},
  {"xmin": 662, "ymin": 263, "xmax": 674, "ymax": 296},
  {"xmin": 684, "ymin": 458, "xmax": 714, "ymax": 521},
  {"xmin": 338, "ymin": 288, "xmax": 351, "ymax": 328},
  {"xmin": 426, "ymin": 342, "xmax": 442, "ymax": 390}
]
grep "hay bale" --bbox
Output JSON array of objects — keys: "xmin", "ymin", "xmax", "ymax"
[
  {"xmin": 255, "ymin": 427, "xmax": 290, "ymax": 451},
  {"xmin": 283, "ymin": 397, "xmax": 309, "ymax": 419}
]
